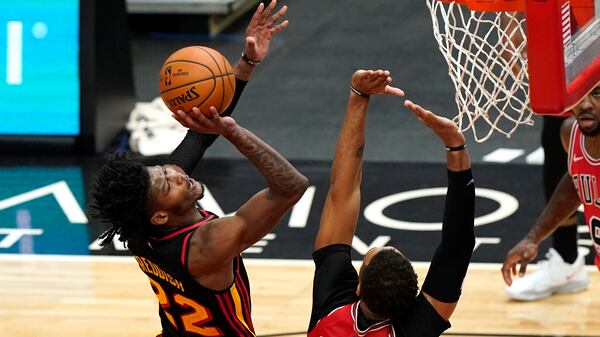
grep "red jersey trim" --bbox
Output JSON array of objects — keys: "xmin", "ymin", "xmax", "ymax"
[
  {"xmin": 223, "ymin": 291, "xmax": 255, "ymax": 336},
  {"xmin": 235, "ymin": 261, "xmax": 254, "ymax": 331},
  {"xmin": 216, "ymin": 292, "xmax": 254, "ymax": 337},
  {"xmin": 351, "ymin": 301, "xmax": 393, "ymax": 336},
  {"xmin": 579, "ymin": 134, "xmax": 600, "ymax": 165},
  {"xmin": 568, "ymin": 121, "xmax": 578, "ymax": 176},
  {"xmin": 155, "ymin": 215, "xmax": 215, "ymax": 241},
  {"xmin": 216, "ymin": 294, "xmax": 248, "ymax": 336},
  {"xmin": 230, "ymin": 283, "xmax": 255, "ymax": 335},
  {"xmin": 234, "ymin": 278, "xmax": 253, "ymax": 331},
  {"xmin": 180, "ymin": 232, "xmax": 193, "ymax": 266}
]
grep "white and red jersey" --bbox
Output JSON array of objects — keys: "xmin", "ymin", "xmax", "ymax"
[
  {"xmin": 308, "ymin": 301, "xmax": 395, "ymax": 337},
  {"xmin": 568, "ymin": 123, "xmax": 600, "ymax": 270}
]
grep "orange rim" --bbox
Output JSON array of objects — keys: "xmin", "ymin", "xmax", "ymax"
[{"xmin": 436, "ymin": 0, "xmax": 525, "ymax": 12}]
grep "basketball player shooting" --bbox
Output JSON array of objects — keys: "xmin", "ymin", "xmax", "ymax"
[
  {"xmin": 88, "ymin": 2, "xmax": 309, "ymax": 337},
  {"xmin": 307, "ymin": 69, "xmax": 475, "ymax": 336}
]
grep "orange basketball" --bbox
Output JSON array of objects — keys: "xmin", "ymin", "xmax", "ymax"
[{"xmin": 158, "ymin": 46, "xmax": 236, "ymax": 116}]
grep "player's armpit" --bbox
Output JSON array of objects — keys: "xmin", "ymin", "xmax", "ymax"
[
  {"xmin": 421, "ymin": 292, "xmax": 456, "ymax": 322},
  {"xmin": 186, "ymin": 188, "xmax": 301, "ymax": 285}
]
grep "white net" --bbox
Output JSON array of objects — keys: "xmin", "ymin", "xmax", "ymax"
[{"xmin": 426, "ymin": 0, "xmax": 532, "ymax": 142}]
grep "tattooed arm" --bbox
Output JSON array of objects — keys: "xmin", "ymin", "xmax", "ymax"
[{"xmin": 176, "ymin": 107, "xmax": 308, "ymax": 288}]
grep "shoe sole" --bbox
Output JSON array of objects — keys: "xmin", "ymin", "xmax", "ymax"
[
  {"xmin": 556, "ymin": 280, "xmax": 589, "ymax": 294},
  {"xmin": 507, "ymin": 281, "xmax": 589, "ymax": 301}
]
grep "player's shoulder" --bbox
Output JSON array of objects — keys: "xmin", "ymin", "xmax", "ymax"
[
  {"xmin": 392, "ymin": 293, "xmax": 450, "ymax": 336},
  {"xmin": 561, "ymin": 116, "xmax": 577, "ymax": 132},
  {"xmin": 560, "ymin": 117, "xmax": 577, "ymax": 150}
]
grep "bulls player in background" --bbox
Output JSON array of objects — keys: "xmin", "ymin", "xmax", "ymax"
[
  {"xmin": 307, "ymin": 69, "xmax": 475, "ymax": 336},
  {"xmin": 502, "ymin": 85, "xmax": 600, "ymax": 294},
  {"xmin": 500, "ymin": 2, "xmax": 595, "ymax": 301}
]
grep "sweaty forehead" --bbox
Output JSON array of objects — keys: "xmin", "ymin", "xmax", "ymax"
[
  {"xmin": 587, "ymin": 85, "xmax": 600, "ymax": 97},
  {"xmin": 573, "ymin": 85, "xmax": 600, "ymax": 108},
  {"xmin": 147, "ymin": 166, "xmax": 164, "ymax": 188}
]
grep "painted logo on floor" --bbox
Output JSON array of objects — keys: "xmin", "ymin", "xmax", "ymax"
[{"xmin": 0, "ymin": 161, "xmax": 593, "ymax": 264}]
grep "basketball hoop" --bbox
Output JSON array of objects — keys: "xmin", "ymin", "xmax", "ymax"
[{"xmin": 427, "ymin": 0, "xmax": 531, "ymax": 142}]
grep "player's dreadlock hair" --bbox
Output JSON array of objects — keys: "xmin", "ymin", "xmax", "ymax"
[
  {"xmin": 88, "ymin": 152, "xmax": 151, "ymax": 255},
  {"xmin": 361, "ymin": 249, "xmax": 419, "ymax": 318}
]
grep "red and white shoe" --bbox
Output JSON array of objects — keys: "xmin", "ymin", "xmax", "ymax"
[{"xmin": 506, "ymin": 248, "xmax": 589, "ymax": 301}]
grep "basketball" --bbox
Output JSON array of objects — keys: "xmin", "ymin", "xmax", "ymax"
[{"xmin": 158, "ymin": 46, "xmax": 236, "ymax": 117}]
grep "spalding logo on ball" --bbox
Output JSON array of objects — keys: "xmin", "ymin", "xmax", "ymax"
[{"xmin": 159, "ymin": 46, "xmax": 236, "ymax": 116}]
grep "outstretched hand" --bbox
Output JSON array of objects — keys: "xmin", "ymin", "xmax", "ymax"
[
  {"xmin": 172, "ymin": 106, "xmax": 238, "ymax": 136},
  {"xmin": 501, "ymin": 239, "xmax": 539, "ymax": 286},
  {"xmin": 351, "ymin": 70, "xmax": 404, "ymax": 97},
  {"xmin": 245, "ymin": 0, "xmax": 289, "ymax": 62},
  {"xmin": 404, "ymin": 100, "xmax": 465, "ymax": 147}
]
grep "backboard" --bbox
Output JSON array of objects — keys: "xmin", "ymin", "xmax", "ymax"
[{"xmin": 527, "ymin": 0, "xmax": 600, "ymax": 114}]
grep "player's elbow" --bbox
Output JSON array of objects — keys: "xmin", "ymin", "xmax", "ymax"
[
  {"xmin": 327, "ymin": 172, "xmax": 362, "ymax": 202},
  {"xmin": 288, "ymin": 174, "xmax": 310, "ymax": 201},
  {"xmin": 327, "ymin": 184, "xmax": 360, "ymax": 205},
  {"xmin": 449, "ymin": 227, "xmax": 476, "ymax": 257},
  {"xmin": 271, "ymin": 173, "xmax": 309, "ymax": 202}
]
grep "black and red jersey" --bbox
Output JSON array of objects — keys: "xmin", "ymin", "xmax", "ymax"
[{"xmin": 134, "ymin": 210, "xmax": 255, "ymax": 337}]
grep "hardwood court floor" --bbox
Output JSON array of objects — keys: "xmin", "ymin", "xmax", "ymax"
[{"xmin": 0, "ymin": 255, "xmax": 599, "ymax": 337}]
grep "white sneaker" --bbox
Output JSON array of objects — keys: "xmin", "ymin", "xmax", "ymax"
[{"xmin": 506, "ymin": 248, "xmax": 589, "ymax": 301}]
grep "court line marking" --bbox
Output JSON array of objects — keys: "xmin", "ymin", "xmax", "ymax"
[
  {"xmin": 1, "ymin": 255, "xmax": 597, "ymax": 337},
  {"xmin": 444, "ymin": 333, "xmax": 600, "ymax": 337},
  {"xmin": 482, "ymin": 148, "xmax": 525, "ymax": 163},
  {"xmin": 0, "ymin": 253, "xmax": 597, "ymax": 272},
  {"xmin": 259, "ymin": 331, "xmax": 600, "ymax": 337}
]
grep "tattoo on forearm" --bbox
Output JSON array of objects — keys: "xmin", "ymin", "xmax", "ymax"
[
  {"xmin": 230, "ymin": 127, "xmax": 306, "ymax": 197},
  {"xmin": 234, "ymin": 62, "xmax": 254, "ymax": 81}
]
